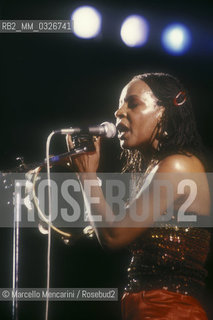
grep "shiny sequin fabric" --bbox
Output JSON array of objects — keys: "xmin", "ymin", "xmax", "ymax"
[{"xmin": 125, "ymin": 227, "xmax": 211, "ymax": 301}]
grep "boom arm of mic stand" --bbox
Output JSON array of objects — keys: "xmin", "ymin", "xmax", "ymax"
[
  {"xmin": 47, "ymin": 147, "xmax": 88, "ymax": 164},
  {"xmin": 23, "ymin": 147, "xmax": 89, "ymax": 171}
]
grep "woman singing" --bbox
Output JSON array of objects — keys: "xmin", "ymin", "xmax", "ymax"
[{"xmin": 68, "ymin": 73, "xmax": 211, "ymax": 319}]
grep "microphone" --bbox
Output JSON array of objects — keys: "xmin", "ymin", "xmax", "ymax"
[{"xmin": 59, "ymin": 121, "xmax": 117, "ymax": 138}]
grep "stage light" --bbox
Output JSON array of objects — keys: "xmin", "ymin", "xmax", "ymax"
[
  {"xmin": 161, "ymin": 23, "xmax": 192, "ymax": 55},
  {"xmin": 71, "ymin": 6, "xmax": 102, "ymax": 39},
  {"xmin": 120, "ymin": 15, "xmax": 149, "ymax": 47}
]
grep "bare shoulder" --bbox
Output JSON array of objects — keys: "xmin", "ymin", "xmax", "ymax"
[
  {"xmin": 158, "ymin": 154, "xmax": 210, "ymax": 216},
  {"xmin": 158, "ymin": 154, "xmax": 205, "ymax": 173}
]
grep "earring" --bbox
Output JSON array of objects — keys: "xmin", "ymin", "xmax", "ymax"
[{"xmin": 162, "ymin": 131, "xmax": 168, "ymax": 138}]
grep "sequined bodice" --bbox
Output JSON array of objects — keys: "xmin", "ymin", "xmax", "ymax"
[{"xmin": 125, "ymin": 227, "xmax": 211, "ymax": 300}]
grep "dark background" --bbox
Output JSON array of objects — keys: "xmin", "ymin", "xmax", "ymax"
[{"xmin": 0, "ymin": 0, "xmax": 213, "ymax": 319}]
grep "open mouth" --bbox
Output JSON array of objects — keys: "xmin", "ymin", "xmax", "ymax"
[{"xmin": 116, "ymin": 122, "xmax": 130, "ymax": 139}]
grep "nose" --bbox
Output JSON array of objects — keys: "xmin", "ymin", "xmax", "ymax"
[{"xmin": 114, "ymin": 104, "xmax": 127, "ymax": 119}]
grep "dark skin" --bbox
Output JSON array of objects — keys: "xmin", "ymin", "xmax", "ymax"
[{"xmin": 67, "ymin": 80, "xmax": 210, "ymax": 250}]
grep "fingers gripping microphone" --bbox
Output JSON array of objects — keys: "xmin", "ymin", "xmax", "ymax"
[
  {"xmin": 59, "ymin": 122, "xmax": 117, "ymax": 138},
  {"xmin": 47, "ymin": 122, "xmax": 116, "ymax": 164}
]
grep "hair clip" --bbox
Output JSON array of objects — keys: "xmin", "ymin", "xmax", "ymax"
[{"xmin": 173, "ymin": 91, "xmax": 186, "ymax": 106}]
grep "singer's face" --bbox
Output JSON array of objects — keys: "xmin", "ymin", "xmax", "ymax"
[{"xmin": 115, "ymin": 79, "xmax": 164, "ymax": 150}]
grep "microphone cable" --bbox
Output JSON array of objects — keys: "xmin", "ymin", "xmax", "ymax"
[{"xmin": 45, "ymin": 130, "xmax": 56, "ymax": 320}]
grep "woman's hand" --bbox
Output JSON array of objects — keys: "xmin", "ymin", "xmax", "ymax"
[{"xmin": 66, "ymin": 135, "xmax": 101, "ymax": 173}]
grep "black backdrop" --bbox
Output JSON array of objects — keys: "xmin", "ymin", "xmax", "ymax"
[{"xmin": 0, "ymin": 0, "xmax": 213, "ymax": 319}]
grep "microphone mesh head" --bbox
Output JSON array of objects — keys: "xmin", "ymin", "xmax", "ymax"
[{"xmin": 101, "ymin": 122, "xmax": 117, "ymax": 138}]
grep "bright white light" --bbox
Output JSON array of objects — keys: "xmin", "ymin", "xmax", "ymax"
[
  {"xmin": 120, "ymin": 15, "xmax": 149, "ymax": 47},
  {"xmin": 162, "ymin": 23, "xmax": 191, "ymax": 55},
  {"xmin": 71, "ymin": 6, "xmax": 102, "ymax": 39}
]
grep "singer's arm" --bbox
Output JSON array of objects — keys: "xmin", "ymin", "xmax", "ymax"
[{"xmin": 70, "ymin": 137, "xmax": 209, "ymax": 250}]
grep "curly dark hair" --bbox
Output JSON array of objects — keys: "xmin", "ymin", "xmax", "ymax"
[{"xmin": 122, "ymin": 72, "xmax": 204, "ymax": 173}]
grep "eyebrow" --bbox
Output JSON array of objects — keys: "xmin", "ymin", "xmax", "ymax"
[
  {"xmin": 124, "ymin": 94, "xmax": 139, "ymax": 102},
  {"xmin": 119, "ymin": 94, "xmax": 140, "ymax": 105}
]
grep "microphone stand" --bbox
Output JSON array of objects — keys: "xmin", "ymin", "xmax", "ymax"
[
  {"xmin": 10, "ymin": 134, "xmax": 96, "ymax": 320},
  {"xmin": 12, "ymin": 182, "xmax": 21, "ymax": 320}
]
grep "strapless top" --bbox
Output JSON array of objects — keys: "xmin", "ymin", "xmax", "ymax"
[
  {"xmin": 124, "ymin": 226, "xmax": 211, "ymax": 300},
  {"xmin": 124, "ymin": 163, "xmax": 211, "ymax": 301}
]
